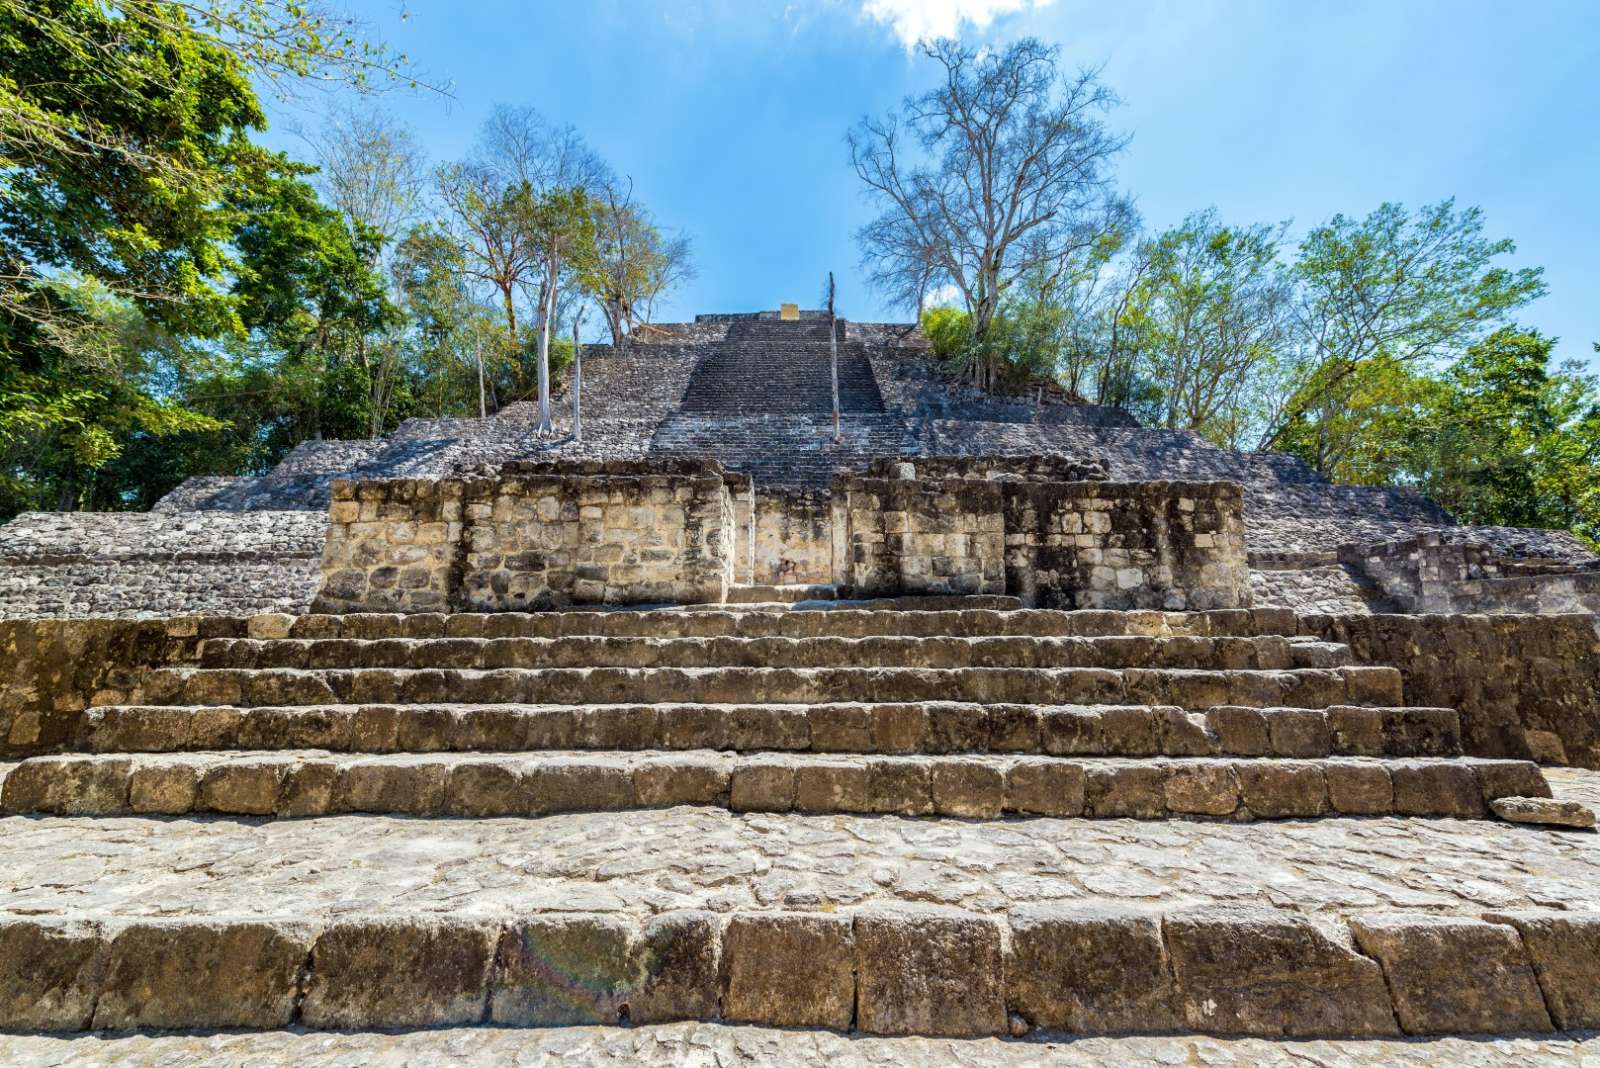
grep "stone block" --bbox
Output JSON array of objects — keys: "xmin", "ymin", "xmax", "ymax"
[
  {"xmin": 1007, "ymin": 909, "xmax": 1178, "ymax": 1033},
  {"xmin": 1390, "ymin": 763, "xmax": 1484, "ymax": 818},
  {"xmin": 1207, "ymin": 706, "xmax": 1269, "ymax": 755},
  {"xmin": 930, "ymin": 760, "xmax": 1004, "ymax": 818},
  {"xmin": 729, "ymin": 761, "xmax": 795, "ymax": 812},
  {"xmin": 491, "ymin": 915, "xmax": 637, "ymax": 1025},
  {"xmin": 1350, "ymin": 915, "xmax": 1551, "ymax": 1034},
  {"xmin": 1163, "ymin": 763, "xmax": 1239, "ymax": 817},
  {"xmin": 722, "ymin": 913, "xmax": 854, "ymax": 1029},
  {"xmin": 94, "ymin": 920, "xmax": 312, "ymax": 1029},
  {"xmin": 1, "ymin": 756, "xmax": 131, "ymax": 815},
  {"xmin": 868, "ymin": 759, "xmax": 932, "ymax": 815},
  {"xmin": 1165, "ymin": 906, "xmax": 1397, "ymax": 1036},
  {"xmin": 1005, "ymin": 760, "xmax": 1087, "ymax": 816},
  {"xmin": 128, "ymin": 761, "xmax": 201, "ymax": 815},
  {"xmin": 1085, "ymin": 765, "xmax": 1167, "ymax": 818},
  {"xmin": 633, "ymin": 757, "xmax": 729, "ymax": 807},
  {"xmin": 446, "ymin": 761, "xmax": 528, "ymax": 817},
  {"xmin": 854, "ymin": 909, "xmax": 1006, "ymax": 1036},
  {"xmin": 301, "ymin": 918, "xmax": 496, "ymax": 1029},
  {"xmin": 1490, "ymin": 796, "xmax": 1595, "ymax": 829},
  {"xmin": 524, "ymin": 762, "xmax": 633, "ymax": 813},
  {"xmin": 793, "ymin": 763, "xmax": 871, "ymax": 813},
  {"xmin": 198, "ymin": 760, "xmax": 285, "ymax": 816},
  {"xmin": 0, "ymin": 920, "xmax": 105, "ymax": 1031},
  {"xmin": 1472, "ymin": 761, "xmax": 1552, "ymax": 802},
  {"xmin": 1483, "ymin": 911, "xmax": 1600, "ymax": 1029},
  {"xmin": 1325, "ymin": 762, "xmax": 1394, "ymax": 815},
  {"xmin": 332, "ymin": 758, "xmax": 446, "ymax": 815},
  {"xmin": 1238, "ymin": 762, "xmax": 1327, "ymax": 818}
]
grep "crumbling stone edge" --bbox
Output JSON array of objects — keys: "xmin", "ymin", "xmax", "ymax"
[{"xmin": 2, "ymin": 906, "xmax": 1596, "ymax": 1037}]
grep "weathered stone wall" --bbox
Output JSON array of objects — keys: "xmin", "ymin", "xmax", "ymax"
[
  {"xmin": 1301, "ymin": 613, "xmax": 1600, "ymax": 768},
  {"xmin": 0, "ymin": 616, "xmax": 242, "ymax": 757},
  {"xmin": 755, "ymin": 488, "xmax": 833, "ymax": 585},
  {"xmin": 843, "ymin": 478, "xmax": 1008, "ymax": 597},
  {"xmin": 1339, "ymin": 534, "xmax": 1600, "ymax": 614},
  {"xmin": 315, "ymin": 480, "xmax": 462, "ymax": 613},
  {"xmin": 314, "ymin": 461, "xmax": 736, "ymax": 613},
  {"xmin": 838, "ymin": 471, "xmax": 1249, "ymax": 610},
  {"xmin": 1003, "ymin": 480, "xmax": 1249, "ymax": 611},
  {"xmin": 0, "ymin": 512, "xmax": 325, "ymax": 619}
]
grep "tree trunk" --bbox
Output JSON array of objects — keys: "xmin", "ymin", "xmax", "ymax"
[
  {"xmin": 474, "ymin": 340, "xmax": 486, "ymax": 419},
  {"xmin": 536, "ymin": 255, "xmax": 557, "ymax": 436},
  {"xmin": 572, "ymin": 318, "xmax": 583, "ymax": 443}
]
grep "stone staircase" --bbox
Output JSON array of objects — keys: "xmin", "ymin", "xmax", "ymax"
[
  {"xmin": 677, "ymin": 318, "xmax": 884, "ymax": 415},
  {"xmin": 1, "ymin": 604, "xmax": 1595, "ymax": 1042}
]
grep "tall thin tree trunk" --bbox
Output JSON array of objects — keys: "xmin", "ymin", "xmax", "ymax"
[
  {"xmin": 536, "ymin": 257, "xmax": 556, "ymax": 436},
  {"xmin": 572, "ymin": 315, "xmax": 583, "ymax": 443},
  {"xmin": 474, "ymin": 340, "xmax": 487, "ymax": 418}
]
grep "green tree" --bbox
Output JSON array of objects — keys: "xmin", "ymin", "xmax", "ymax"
[
  {"xmin": 1262, "ymin": 200, "xmax": 1545, "ymax": 458},
  {"xmin": 1416, "ymin": 329, "xmax": 1600, "ymax": 543}
]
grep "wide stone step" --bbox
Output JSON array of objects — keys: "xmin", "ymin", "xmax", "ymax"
[
  {"xmin": 264, "ymin": 606, "xmax": 1302, "ymax": 642},
  {"xmin": 76, "ymin": 703, "xmax": 1462, "ymax": 759},
  {"xmin": 0, "ymin": 901, "xmax": 1589, "ymax": 1036},
  {"xmin": 725, "ymin": 583, "xmax": 840, "ymax": 604},
  {"xmin": 0, "ymin": 751, "xmax": 1546, "ymax": 820},
  {"xmin": 196, "ymin": 634, "xmax": 1352, "ymax": 672},
  {"xmin": 8, "ymin": 1023, "xmax": 1597, "ymax": 1065},
  {"xmin": 140, "ymin": 665, "xmax": 1406, "ymax": 710}
]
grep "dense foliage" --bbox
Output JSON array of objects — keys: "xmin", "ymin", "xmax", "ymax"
[
  {"xmin": 0, "ymin": 1, "xmax": 689, "ymax": 516},
  {"xmin": 882, "ymin": 39, "xmax": 1593, "ymax": 546}
]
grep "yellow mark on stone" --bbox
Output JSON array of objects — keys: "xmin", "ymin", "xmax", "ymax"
[{"xmin": 779, "ymin": 303, "xmax": 799, "ymax": 321}]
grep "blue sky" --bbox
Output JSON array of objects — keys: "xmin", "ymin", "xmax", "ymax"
[{"xmin": 266, "ymin": 0, "xmax": 1598, "ymax": 368}]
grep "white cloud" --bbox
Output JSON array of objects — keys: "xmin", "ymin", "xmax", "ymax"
[{"xmin": 859, "ymin": 0, "xmax": 1054, "ymax": 48}]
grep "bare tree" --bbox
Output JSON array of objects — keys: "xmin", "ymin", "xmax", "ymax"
[
  {"xmin": 571, "ymin": 307, "xmax": 585, "ymax": 442},
  {"xmin": 582, "ymin": 180, "xmax": 696, "ymax": 355},
  {"xmin": 849, "ymin": 37, "xmax": 1131, "ymax": 391},
  {"xmin": 304, "ymin": 104, "xmax": 427, "ymax": 264},
  {"xmin": 824, "ymin": 272, "xmax": 841, "ymax": 442}
]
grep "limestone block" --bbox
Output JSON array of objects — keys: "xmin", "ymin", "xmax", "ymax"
[
  {"xmin": 1238, "ymin": 762, "xmax": 1327, "ymax": 818},
  {"xmin": 1006, "ymin": 909, "xmax": 1178, "ymax": 1033},
  {"xmin": 525, "ymin": 762, "xmax": 633, "ymax": 814},
  {"xmin": 634, "ymin": 756, "xmax": 729, "ymax": 807},
  {"xmin": 1, "ymin": 756, "xmax": 131, "ymax": 815},
  {"xmin": 930, "ymin": 760, "xmax": 1004, "ymax": 817},
  {"xmin": 331, "ymin": 758, "xmax": 446, "ymax": 815},
  {"xmin": 1350, "ymin": 915, "xmax": 1551, "ymax": 1034},
  {"xmin": 1005, "ymin": 759, "xmax": 1086, "ymax": 816},
  {"xmin": 793, "ymin": 763, "xmax": 871, "ymax": 813},
  {"xmin": 854, "ymin": 909, "xmax": 1006, "ymax": 1036},
  {"xmin": 1490, "ymin": 795, "xmax": 1595, "ymax": 829},
  {"xmin": 729, "ymin": 761, "xmax": 796, "ymax": 812},
  {"xmin": 94, "ymin": 920, "xmax": 312, "ymax": 1029},
  {"xmin": 1165, "ymin": 906, "xmax": 1397, "ymax": 1036},
  {"xmin": 129, "ymin": 761, "xmax": 201, "ymax": 815},
  {"xmin": 1473, "ymin": 762, "xmax": 1553, "ymax": 802},
  {"xmin": 301, "ymin": 917, "xmax": 497, "ymax": 1029},
  {"xmin": 446, "ymin": 761, "xmax": 528, "ymax": 817},
  {"xmin": 0, "ymin": 919, "xmax": 105, "ymax": 1031},
  {"xmin": 867, "ymin": 759, "xmax": 932, "ymax": 815},
  {"xmin": 1163, "ymin": 763, "xmax": 1239, "ymax": 816},
  {"xmin": 1324, "ymin": 762, "xmax": 1394, "ymax": 815},
  {"xmin": 491, "ymin": 915, "xmax": 638, "ymax": 1025},
  {"xmin": 722, "ymin": 913, "xmax": 854, "ymax": 1029},
  {"xmin": 1390, "ymin": 763, "xmax": 1484, "ymax": 818},
  {"xmin": 1085, "ymin": 764, "xmax": 1166, "ymax": 817},
  {"xmin": 1483, "ymin": 911, "xmax": 1600, "ymax": 1029}
]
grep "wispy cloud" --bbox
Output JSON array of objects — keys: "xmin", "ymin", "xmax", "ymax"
[{"xmin": 859, "ymin": 0, "xmax": 1054, "ymax": 48}]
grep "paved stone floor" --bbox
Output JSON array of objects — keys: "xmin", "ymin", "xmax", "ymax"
[
  {"xmin": 5, "ymin": 1022, "xmax": 1600, "ymax": 1066},
  {"xmin": 1, "ymin": 768, "xmax": 1596, "ymax": 921}
]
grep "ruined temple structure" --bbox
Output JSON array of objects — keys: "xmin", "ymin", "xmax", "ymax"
[{"xmin": 3, "ymin": 311, "xmax": 1600, "ymax": 1060}]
